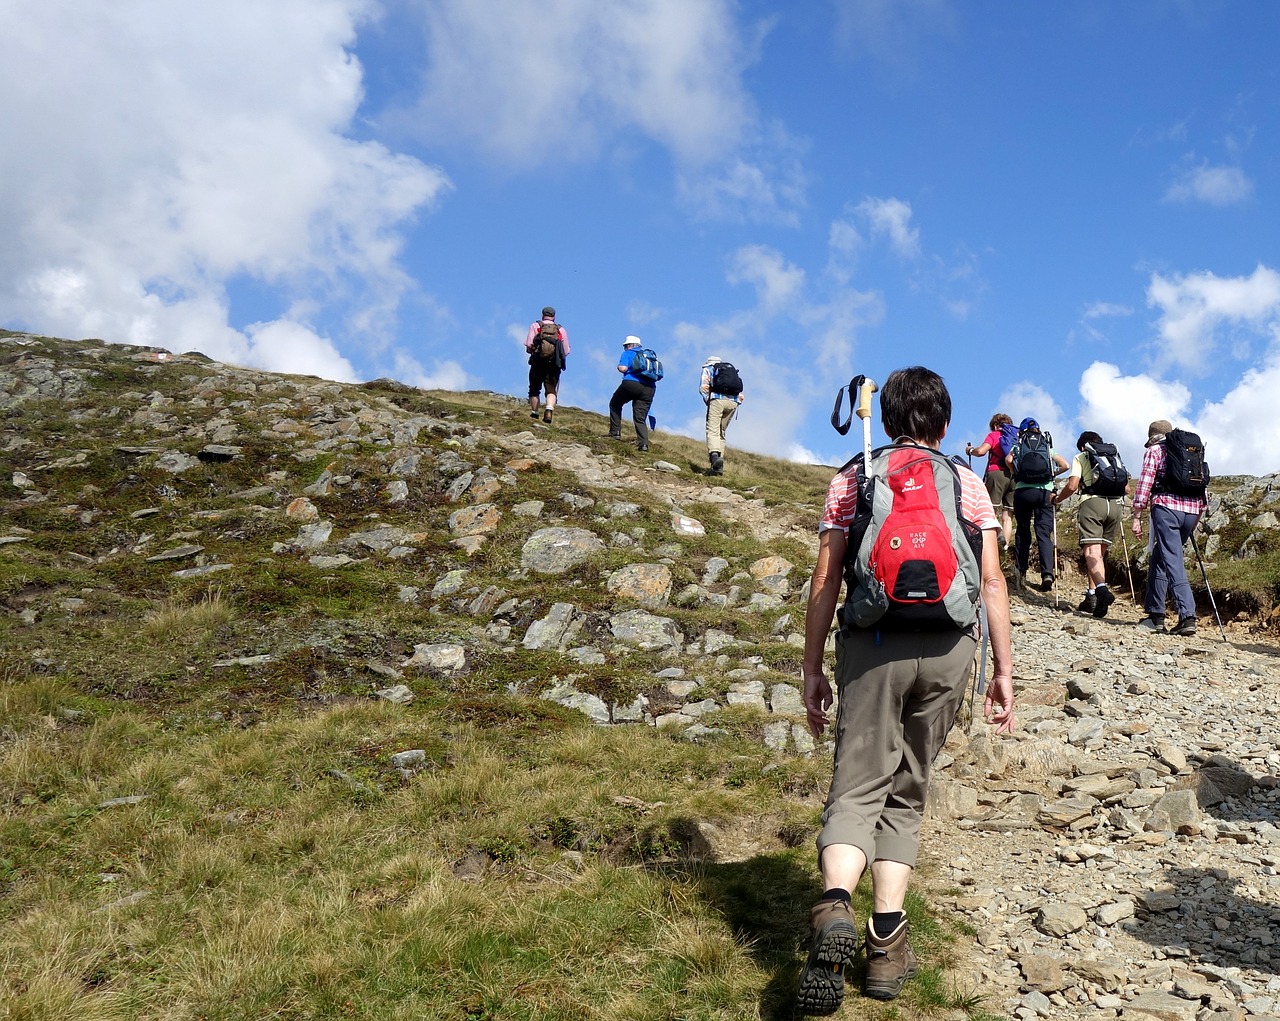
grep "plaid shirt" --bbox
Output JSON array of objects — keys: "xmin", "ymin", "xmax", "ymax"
[{"xmin": 1131, "ymin": 441, "xmax": 1207, "ymax": 515}]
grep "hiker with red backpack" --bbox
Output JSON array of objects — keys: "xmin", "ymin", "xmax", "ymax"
[
  {"xmin": 799, "ymin": 366, "xmax": 1014, "ymax": 1012},
  {"xmin": 965, "ymin": 412, "xmax": 1015, "ymax": 548},
  {"xmin": 1130, "ymin": 419, "xmax": 1209, "ymax": 636},
  {"xmin": 699, "ymin": 355, "xmax": 744, "ymax": 476},
  {"xmin": 523, "ymin": 306, "xmax": 570, "ymax": 425},
  {"xmin": 608, "ymin": 336, "xmax": 661, "ymax": 451},
  {"xmin": 1004, "ymin": 418, "xmax": 1069, "ymax": 593},
  {"xmin": 1052, "ymin": 431, "xmax": 1130, "ymax": 617}
]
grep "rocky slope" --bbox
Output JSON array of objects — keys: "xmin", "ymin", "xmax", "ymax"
[{"xmin": 4, "ymin": 330, "xmax": 1280, "ymax": 1021}]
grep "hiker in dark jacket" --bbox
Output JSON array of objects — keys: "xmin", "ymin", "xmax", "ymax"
[
  {"xmin": 523, "ymin": 306, "xmax": 569, "ymax": 424},
  {"xmin": 608, "ymin": 336, "xmax": 655, "ymax": 451},
  {"xmin": 1004, "ymin": 418, "xmax": 1068, "ymax": 592}
]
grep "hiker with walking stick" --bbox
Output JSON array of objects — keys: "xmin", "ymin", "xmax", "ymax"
[
  {"xmin": 1052, "ymin": 431, "xmax": 1130, "ymax": 618},
  {"xmin": 1004, "ymin": 418, "xmax": 1069, "ymax": 594},
  {"xmin": 799, "ymin": 367, "xmax": 1013, "ymax": 1012},
  {"xmin": 1130, "ymin": 419, "xmax": 1210, "ymax": 637}
]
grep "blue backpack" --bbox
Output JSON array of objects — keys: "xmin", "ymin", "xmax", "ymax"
[
  {"xmin": 998, "ymin": 422, "xmax": 1020, "ymax": 461},
  {"xmin": 631, "ymin": 348, "xmax": 664, "ymax": 384}
]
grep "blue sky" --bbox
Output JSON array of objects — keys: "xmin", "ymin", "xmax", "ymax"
[{"xmin": 4, "ymin": 1, "xmax": 1280, "ymax": 473}]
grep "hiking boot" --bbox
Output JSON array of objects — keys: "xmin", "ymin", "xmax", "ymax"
[
  {"xmin": 796, "ymin": 898, "xmax": 860, "ymax": 1016},
  {"xmin": 637, "ymin": 443, "xmax": 650, "ymax": 452},
  {"xmin": 1138, "ymin": 615, "xmax": 1166, "ymax": 634},
  {"xmin": 1170, "ymin": 616, "xmax": 1197, "ymax": 636},
  {"xmin": 543, "ymin": 409, "xmax": 553, "ymax": 424},
  {"xmin": 1092, "ymin": 586, "xmax": 1116, "ymax": 618},
  {"xmin": 864, "ymin": 916, "xmax": 918, "ymax": 1001},
  {"xmin": 607, "ymin": 432, "xmax": 623, "ymax": 440},
  {"xmin": 1036, "ymin": 576, "xmax": 1054, "ymax": 592},
  {"xmin": 708, "ymin": 452, "xmax": 724, "ymax": 476},
  {"xmin": 529, "ymin": 410, "xmax": 539, "ymax": 419},
  {"xmin": 1077, "ymin": 591, "xmax": 1096, "ymax": 614}
]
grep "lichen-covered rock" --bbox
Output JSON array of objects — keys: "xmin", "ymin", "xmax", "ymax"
[
  {"xmin": 606, "ymin": 563, "xmax": 672, "ymax": 608},
  {"xmin": 521, "ymin": 527, "xmax": 605, "ymax": 574}
]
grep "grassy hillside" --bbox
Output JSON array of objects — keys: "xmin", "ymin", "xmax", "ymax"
[{"xmin": 0, "ymin": 334, "xmax": 995, "ymax": 1021}]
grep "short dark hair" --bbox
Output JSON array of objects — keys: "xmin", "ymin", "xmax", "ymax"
[
  {"xmin": 880, "ymin": 366, "xmax": 951, "ymax": 445},
  {"xmin": 1077, "ymin": 430, "xmax": 1103, "ymax": 451},
  {"xmin": 989, "ymin": 412, "xmax": 1012, "ymax": 431}
]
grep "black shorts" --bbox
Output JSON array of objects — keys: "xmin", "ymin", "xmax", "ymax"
[{"xmin": 528, "ymin": 359, "xmax": 561, "ymax": 397}]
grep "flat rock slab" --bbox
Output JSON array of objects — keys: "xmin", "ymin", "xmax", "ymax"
[{"xmin": 521, "ymin": 527, "xmax": 605, "ymax": 574}]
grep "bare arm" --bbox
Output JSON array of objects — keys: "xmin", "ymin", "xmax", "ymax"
[
  {"xmin": 967, "ymin": 440, "xmax": 993, "ymax": 457},
  {"xmin": 802, "ymin": 528, "xmax": 846, "ymax": 739},
  {"xmin": 1055, "ymin": 474, "xmax": 1080, "ymax": 502},
  {"xmin": 978, "ymin": 529, "xmax": 1015, "ymax": 734}
]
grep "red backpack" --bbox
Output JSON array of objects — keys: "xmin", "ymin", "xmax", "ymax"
[{"xmin": 839, "ymin": 443, "xmax": 984, "ymax": 631}]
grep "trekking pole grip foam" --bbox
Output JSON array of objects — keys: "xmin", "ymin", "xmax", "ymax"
[{"xmin": 855, "ymin": 378, "xmax": 878, "ymax": 421}]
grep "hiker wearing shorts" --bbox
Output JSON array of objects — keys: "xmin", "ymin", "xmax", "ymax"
[
  {"xmin": 1053, "ymin": 431, "xmax": 1126, "ymax": 618},
  {"xmin": 799, "ymin": 366, "xmax": 1014, "ymax": 1011},
  {"xmin": 524, "ymin": 306, "xmax": 569, "ymax": 424},
  {"xmin": 699, "ymin": 356, "xmax": 743, "ymax": 476},
  {"xmin": 608, "ymin": 336, "xmax": 655, "ymax": 451},
  {"xmin": 965, "ymin": 413, "xmax": 1014, "ymax": 548},
  {"xmin": 1005, "ymin": 418, "xmax": 1068, "ymax": 593},
  {"xmin": 1130, "ymin": 419, "xmax": 1206, "ymax": 636}
]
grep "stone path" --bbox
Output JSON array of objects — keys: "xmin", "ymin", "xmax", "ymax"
[{"xmin": 926, "ymin": 579, "xmax": 1280, "ymax": 1020}]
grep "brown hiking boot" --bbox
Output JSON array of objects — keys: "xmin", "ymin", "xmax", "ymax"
[
  {"xmin": 796, "ymin": 898, "xmax": 860, "ymax": 1016},
  {"xmin": 863, "ymin": 916, "xmax": 917, "ymax": 1001}
]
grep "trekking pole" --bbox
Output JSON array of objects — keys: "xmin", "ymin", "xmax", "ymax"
[
  {"xmin": 968, "ymin": 597, "xmax": 990, "ymax": 735},
  {"xmin": 1190, "ymin": 531, "xmax": 1228, "ymax": 643},
  {"xmin": 1117, "ymin": 497, "xmax": 1138, "ymax": 601},
  {"xmin": 855, "ymin": 376, "xmax": 878, "ymax": 465},
  {"xmin": 1051, "ymin": 494, "xmax": 1059, "ymax": 609}
]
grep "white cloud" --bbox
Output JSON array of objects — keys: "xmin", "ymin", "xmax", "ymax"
[
  {"xmin": 0, "ymin": 0, "xmax": 447, "ymax": 379},
  {"xmin": 407, "ymin": 0, "xmax": 806, "ymax": 224},
  {"xmin": 1194, "ymin": 353, "xmax": 1280, "ymax": 474},
  {"xmin": 1083, "ymin": 302, "xmax": 1133, "ymax": 320},
  {"xmin": 725, "ymin": 245, "xmax": 807, "ymax": 312},
  {"xmin": 832, "ymin": 0, "xmax": 958, "ymax": 69},
  {"xmin": 994, "ymin": 381, "xmax": 1069, "ymax": 455},
  {"xmin": 410, "ymin": 0, "xmax": 751, "ymax": 166},
  {"xmin": 391, "ymin": 350, "xmax": 471, "ymax": 391},
  {"xmin": 1147, "ymin": 264, "xmax": 1280, "ymax": 371},
  {"xmin": 1075, "ymin": 362, "xmax": 1191, "ymax": 471},
  {"xmin": 856, "ymin": 197, "xmax": 921, "ymax": 259},
  {"xmin": 1164, "ymin": 161, "xmax": 1254, "ymax": 206}
]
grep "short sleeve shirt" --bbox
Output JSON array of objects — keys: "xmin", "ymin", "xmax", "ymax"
[
  {"xmin": 820, "ymin": 449, "xmax": 998, "ymax": 535},
  {"xmin": 618, "ymin": 348, "xmax": 646, "ymax": 384}
]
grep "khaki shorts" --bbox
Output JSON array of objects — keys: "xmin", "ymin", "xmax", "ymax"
[
  {"xmin": 1077, "ymin": 495, "xmax": 1121, "ymax": 546},
  {"xmin": 983, "ymin": 469, "xmax": 1013, "ymax": 512}
]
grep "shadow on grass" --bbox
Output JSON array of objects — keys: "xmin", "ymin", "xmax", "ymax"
[{"xmin": 654, "ymin": 848, "xmax": 828, "ymax": 1021}]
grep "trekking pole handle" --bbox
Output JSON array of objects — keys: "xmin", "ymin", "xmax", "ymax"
[{"xmin": 855, "ymin": 377, "xmax": 878, "ymax": 421}]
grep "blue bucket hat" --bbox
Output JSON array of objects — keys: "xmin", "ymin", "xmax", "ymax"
[{"xmin": 1019, "ymin": 417, "xmax": 1039, "ymax": 431}]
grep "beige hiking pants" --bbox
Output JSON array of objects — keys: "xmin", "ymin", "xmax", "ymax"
[
  {"xmin": 705, "ymin": 397, "xmax": 737, "ymax": 456},
  {"xmin": 817, "ymin": 627, "xmax": 975, "ymax": 868}
]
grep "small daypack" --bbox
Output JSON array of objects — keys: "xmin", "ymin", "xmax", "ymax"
[
  {"xmin": 710, "ymin": 361, "xmax": 743, "ymax": 397},
  {"xmin": 998, "ymin": 422, "xmax": 1021, "ymax": 461},
  {"xmin": 631, "ymin": 348, "xmax": 664, "ymax": 384},
  {"xmin": 1012, "ymin": 430, "xmax": 1054, "ymax": 484},
  {"xmin": 839, "ymin": 443, "xmax": 984, "ymax": 631},
  {"xmin": 535, "ymin": 321, "xmax": 561, "ymax": 361},
  {"xmin": 1160, "ymin": 428, "xmax": 1210, "ymax": 496},
  {"xmin": 1082, "ymin": 441, "xmax": 1130, "ymax": 497}
]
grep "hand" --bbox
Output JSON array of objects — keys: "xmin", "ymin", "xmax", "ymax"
[
  {"xmin": 984, "ymin": 670, "xmax": 1015, "ymax": 735},
  {"xmin": 802, "ymin": 665, "xmax": 834, "ymax": 739},
  {"xmin": 1132, "ymin": 518, "xmax": 1142, "ymax": 537}
]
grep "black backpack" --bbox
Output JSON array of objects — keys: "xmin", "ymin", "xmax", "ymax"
[
  {"xmin": 1160, "ymin": 428, "xmax": 1209, "ymax": 497},
  {"xmin": 534, "ymin": 321, "xmax": 562, "ymax": 363},
  {"xmin": 1082, "ymin": 441, "xmax": 1130, "ymax": 497},
  {"xmin": 1012, "ymin": 430, "xmax": 1054, "ymax": 484},
  {"xmin": 710, "ymin": 361, "xmax": 743, "ymax": 397}
]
